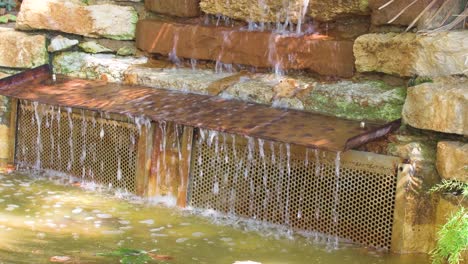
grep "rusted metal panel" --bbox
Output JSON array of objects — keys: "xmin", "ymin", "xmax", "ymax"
[{"xmin": 0, "ymin": 66, "xmax": 401, "ymax": 152}]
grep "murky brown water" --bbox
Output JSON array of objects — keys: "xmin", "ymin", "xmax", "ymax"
[{"xmin": 0, "ymin": 171, "xmax": 428, "ymax": 264}]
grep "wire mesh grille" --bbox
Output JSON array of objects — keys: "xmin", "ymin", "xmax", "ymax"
[
  {"xmin": 16, "ymin": 101, "xmax": 139, "ymax": 192},
  {"xmin": 189, "ymin": 130, "xmax": 398, "ymax": 250}
]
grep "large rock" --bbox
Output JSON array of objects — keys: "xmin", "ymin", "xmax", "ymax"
[
  {"xmin": 16, "ymin": 0, "xmax": 138, "ymax": 40},
  {"xmin": 354, "ymin": 31, "xmax": 468, "ymax": 77},
  {"xmin": 436, "ymin": 141, "xmax": 468, "ymax": 183},
  {"xmin": 200, "ymin": 0, "xmax": 303, "ymax": 23},
  {"xmin": 145, "ymin": 0, "xmax": 200, "ymax": 17},
  {"xmin": 303, "ymin": 80, "xmax": 406, "ymax": 122},
  {"xmin": 0, "ymin": 29, "xmax": 48, "ymax": 68},
  {"xmin": 136, "ymin": 20, "xmax": 355, "ymax": 77},
  {"xmin": 124, "ymin": 65, "xmax": 233, "ymax": 94},
  {"xmin": 402, "ymin": 77, "xmax": 467, "ymax": 135},
  {"xmin": 200, "ymin": 0, "xmax": 369, "ymax": 22},
  {"xmin": 53, "ymin": 52, "xmax": 147, "ymax": 83},
  {"xmin": 309, "ymin": 0, "xmax": 370, "ymax": 21}
]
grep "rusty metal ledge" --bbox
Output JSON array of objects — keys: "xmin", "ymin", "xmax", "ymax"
[{"xmin": 0, "ymin": 65, "xmax": 401, "ymax": 152}]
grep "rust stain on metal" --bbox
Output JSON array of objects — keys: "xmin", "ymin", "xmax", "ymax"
[{"xmin": 0, "ymin": 66, "xmax": 401, "ymax": 152}]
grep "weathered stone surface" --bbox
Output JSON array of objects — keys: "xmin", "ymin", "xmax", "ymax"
[
  {"xmin": 117, "ymin": 46, "xmax": 137, "ymax": 56},
  {"xmin": 200, "ymin": 0, "xmax": 369, "ymax": 22},
  {"xmin": 388, "ymin": 134, "xmax": 439, "ymax": 187},
  {"xmin": 79, "ymin": 41, "xmax": 113, "ymax": 54},
  {"xmin": 48, "ymin": 35, "xmax": 79, "ymax": 52},
  {"xmin": 200, "ymin": 0, "xmax": 303, "ymax": 23},
  {"xmin": 0, "ymin": 29, "xmax": 48, "ymax": 68},
  {"xmin": 16, "ymin": 0, "xmax": 138, "ymax": 40},
  {"xmin": 0, "ymin": 72, "xmax": 9, "ymax": 79},
  {"xmin": 53, "ymin": 52, "xmax": 147, "ymax": 83},
  {"xmin": 437, "ymin": 141, "xmax": 468, "ymax": 183},
  {"xmin": 83, "ymin": 38, "xmax": 136, "ymax": 53},
  {"xmin": 309, "ymin": 0, "xmax": 370, "ymax": 21},
  {"xmin": 145, "ymin": 0, "xmax": 200, "ymax": 17},
  {"xmin": 303, "ymin": 80, "xmax": 406, "ymax": 122},
  {"xmin": 136, "ymin": 20, "xmax": 355, "ymax": 77},
  {"xmin": 402, "ymin": 77, "xmax": 468, "ymax": 135},
  {"xmin": 124, "ymin": 64, "xmax": 406, "ymax": 119},
  {"xmin": 354, "ymin": 31, "xmax": 468, "ymax": 77},
  {"xmin": 124, "ymin": 65, "xmax": 232, "ymax": 94}
]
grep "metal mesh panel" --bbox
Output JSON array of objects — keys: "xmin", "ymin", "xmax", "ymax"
[
  {"xmin": 16, "ymin": 101, "xmax": 139, "ymax": 192},
  {"xmin": 189, "ymin": 130, "xmax": 398, "ymax": 250}
]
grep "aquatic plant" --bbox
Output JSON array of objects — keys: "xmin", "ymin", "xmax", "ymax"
[
  {"xmin": 429, "ymin": 180, "xmax": 468, "ymax": 264},
  {"xmin": 97, "ymin": 248, "xmax": 173, "ymax": 264},
  {"xmin": 431, "ymin": 208, "xmax": 468, "ymax": 264},
  {"xmin": 429, "ymin": 180, "xmax": 468, "ymax": 197}
]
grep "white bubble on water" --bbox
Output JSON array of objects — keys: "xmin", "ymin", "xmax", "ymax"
[
  {"xmin": 150, "ymin": 227, "xmax": 165, "ymax": 232},
  {"xmin": 102, "ymin": 230, "xmax": 124, "ymax": 235},
  {"xmin": 176, "ymin": 238, "xmax": 189, "ymax": 243},
  {"xmin": 139, "ymin": 219, "xmax": 154, "ymax": 225},
  {"xmin": 72, "ymin": 208, "xmax": 83, "ymax": 214},
  {"xmin": 151, "ymin": 234, "xmax": 168, "ymax": 237},
  {"xmin": 97, "ymin": 214, "xmax": 112, "ymax": 219},
  {"xmin": 192, "ymin": 232, "xmax": 204, "ymax": 237},
  {"xmin": 118, "ymin": 220, "xmax": 130, "ymax": 225}
]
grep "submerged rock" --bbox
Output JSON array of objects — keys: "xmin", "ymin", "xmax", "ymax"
[
  {"xmin": 53, "ymin": 52, "xmax": 147, "ymax": 83},
  {"xmin": 48, "ymin": 35, "xmax": 79, "ymax": 52},
  {"xmin": 354, "ymin": 31, "xmax": 468, "ymax": 77},
  {"xmin": 0, "ymin": 29, "xmax": 48, "ymax": 68},
  {"xmin": 436, "ymin": 141, "xmax": 468, "ymax": 183},
  {"xmin": 16, "ymin": 0, "xmax": 138, "ymax": 40},
  {"xmin": 402, "ymin": 77, "xmax": 467, "ymax": 135}
]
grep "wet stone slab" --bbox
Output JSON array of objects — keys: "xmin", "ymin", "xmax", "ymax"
[{"xmin": 0, "ymin": 67, "xmax": 399, "ymax": 152}]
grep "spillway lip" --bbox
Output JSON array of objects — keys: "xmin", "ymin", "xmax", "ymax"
[{"xmin": 0, "ymin": 65, "xmax": 401, "ymax": 152}]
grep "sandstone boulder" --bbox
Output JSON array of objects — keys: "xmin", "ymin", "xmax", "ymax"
[
  {"xmin": 145, "ymin": 0, "xmax": 200, "ymax": 17},
  {"xmin": 48, "ymin": 35, "xmax": 79, "ymax": 52},
  {"xmin": 303, "ymin": 80, "xmax": 406, "ymax": 122},
  {"xmin": 402, "ymin": 77, "xmax": 467, "ymax": 135},
  {"xmin": 53, "ymin": 52, "xmax": 147, "ymax": 83},
  {"xmin": 200, "ymin": 0, "xmax": 370, "ymax": 22},
  {"xmin": 354, "ymin": 31, "xmax": 468, "ymax": 77},
  {"xmin": 136, "ymin": 20, "xmax": 355, "ymax": 77},
  {"xmin": 0, "ymin": 29, "xmax": 48, "ymax": 68},
  {"xmin": 436, "ymin": 141, "xmax": 468, "ymax": 183},
  {"xmin": 79, "ymin": 41, "xmax": 113, "ymax": 54},
  {"xmin": 16, "ymin": 0, "xmax": 138, "ymax": 40},
  {"xmin": 309, "ymin": 0, "xmax": 370, "ymax": 21}
]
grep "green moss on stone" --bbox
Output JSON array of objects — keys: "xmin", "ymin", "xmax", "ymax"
[{"xmin": 303, "ymin": 80, "xmax": 406, "ymax": 122}]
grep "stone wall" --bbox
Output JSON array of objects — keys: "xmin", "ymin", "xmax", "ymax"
[{"xmin": 0, "ymin": 0, "xmax": 467, "ymax": 256}]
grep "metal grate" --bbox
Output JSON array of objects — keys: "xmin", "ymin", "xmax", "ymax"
[
  {"xmin": 189, "ymin": 130, "xmax": 399, "ymax": 250},
  {"xmin": 15, "ymin": 101, "xmax": 139, "ymax": 192}
]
